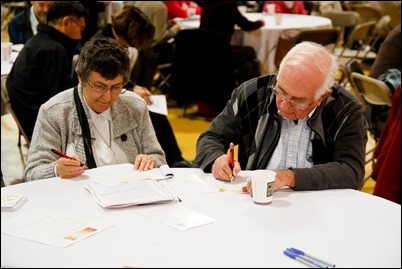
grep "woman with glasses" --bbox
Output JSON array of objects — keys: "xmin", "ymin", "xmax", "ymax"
[
  {"xmin": 25, "ymin": 37, "xmax": 166, "ymax": 181},
  {"xmin": 195, "ymin": 41, "xmax": 368, "ymax": 191}
]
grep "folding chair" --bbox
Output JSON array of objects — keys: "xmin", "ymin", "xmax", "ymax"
[
  {"xmin": 350, "ymin": 72, "xmax": 392, "ymax": 184},
  {"xmin": 335, "ymin": 20, "xmax": 376, "ymax": 60},
  {"xmin": 293, "ymin": 28, "xmax": 340, "ymax": 52},
  {"xmin": 1, "ymin": 75, "xmax": 30, "ymax": 168}
]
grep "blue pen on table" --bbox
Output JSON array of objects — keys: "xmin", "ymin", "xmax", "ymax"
[
  {"xmin": 288, "ymin": 247, "xmax": 336, "ymax": 268},
  {"xmin": 284, "ymin": 249, "xmax": 321, "ymax": 268}
]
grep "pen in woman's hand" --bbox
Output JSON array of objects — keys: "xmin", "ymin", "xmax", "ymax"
[{"xmin": 51, "ymin": 148, "xmax": 84, "ymax": 167}]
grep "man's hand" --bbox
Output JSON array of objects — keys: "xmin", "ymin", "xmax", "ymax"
[{"xmin": 211, "ymin": 154, "xmax": 240, "ymax": 182}]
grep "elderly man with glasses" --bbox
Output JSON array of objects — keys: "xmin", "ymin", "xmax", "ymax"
[
  {"xmin": 195, "ymin": 41, "xmax": 368, "ymax": 192},
  {"xmin": 25, "ymin": 37, "xmax": 166, "ymax": 181}
]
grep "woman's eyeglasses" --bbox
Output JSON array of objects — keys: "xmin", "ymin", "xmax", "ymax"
[{"xmin": 86, "ymin": 79, "xmax": 126, "ymax": 95}]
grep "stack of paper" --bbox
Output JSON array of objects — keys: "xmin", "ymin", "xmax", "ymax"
[{"xmin": 85, "ymin": 179, "xmax": 177, "ymax": 208}]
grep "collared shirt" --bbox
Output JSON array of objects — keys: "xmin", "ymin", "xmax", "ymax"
[
  {"xmin": 85, "ymin": 99, "xmax": 130, "ymax": 167},
  {"xmin": 29, "ymin": 5, "xmax": 40, "ymax": 35},
  {"xmin": 266, "ymin": 108, "xmax": 316, "ymax": 170}
]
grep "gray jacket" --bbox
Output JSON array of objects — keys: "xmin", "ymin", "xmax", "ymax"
[
  {"xmin": 25, "ymin": 87, "xmax": 166, "ymax": 181},
  {"xmin": 195, "ymin": 75, "xmax": 368, "ymax": 190}
]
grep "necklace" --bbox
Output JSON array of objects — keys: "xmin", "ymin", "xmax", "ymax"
[{"xmin": 92, "ymin": 118, "xmax": 111, "ymax": 148}]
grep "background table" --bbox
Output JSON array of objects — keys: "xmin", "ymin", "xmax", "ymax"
[
  {"xmin": 1, "ymin": 168, "xmax": 400, "ymax": 267},
  {"xmin": 176, "ymin": 13, "xmax": 333, "ymax": 75},
  {"xmin": 235, "ymin": 13, "xmax": 333, "ymax": 74}
]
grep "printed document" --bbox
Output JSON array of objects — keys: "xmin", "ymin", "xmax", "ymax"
[
  {"xmin": 147, "ymin": 95, "xmax": 168, "ymax": 115},
  {"xmin": 1, "ymin": 207, "xmax": 112, "ymax": 248},
  {"xmin": 85, "ymin": 179, "xmax": 177, "ymax": 208},
  {"xmin": 138, "ymin": 203, "xmax": 216, "ymax": 231},
  {"xmin": 76, "ymin": 163, "xmax": 174, "ymax": 186}
]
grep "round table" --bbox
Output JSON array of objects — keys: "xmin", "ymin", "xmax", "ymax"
[{"xmin": 235, "ymin": 13, "xmax": 333, "ymax": 74}]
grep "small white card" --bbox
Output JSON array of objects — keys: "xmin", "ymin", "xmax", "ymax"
[
  {"xmin": 1, "ymin": 194, "xmax": 27, "ymax": 211},
  {"xmin": 138, "ymin": 203, "xmax": 216, "ymax": 231}
]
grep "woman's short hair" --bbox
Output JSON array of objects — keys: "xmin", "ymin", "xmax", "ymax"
[{"xmin": 75, "ymin": 37, "xmax": 130, "ymax": 84}]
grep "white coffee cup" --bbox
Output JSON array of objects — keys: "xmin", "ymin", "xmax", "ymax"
[
  {"xmin": 187, "ymin": 7, "xmax": 196, "ymax": 19},
  {"xmin": 266, "ymin": 4, "xmax": 276, "ymax": 15},
  {"xmin": 1, "ymin": 42, "xmax": 12, "ymax": 62},
  {"xmin": 275, "ymin": 13, "xmax": 282, "ymax": 25},
  {"xmin": 251, "ymin": 170, "xmax": 276, "ymax": 205},
  {"xmin": 238, "ymin": 6, "xmax": 247, "ymax": 14}
]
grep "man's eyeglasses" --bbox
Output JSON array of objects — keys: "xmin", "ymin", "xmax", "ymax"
[
  {"xmin": 86, "ymin": 79, "xmax": 126, "ymax": 95},
  {"xmin": 270, "ymin": 85, "xmax": 319, "ymax": 110}
]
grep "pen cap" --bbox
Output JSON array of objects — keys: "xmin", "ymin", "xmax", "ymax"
[{"xmin": 283, "ymin": 249, "xmax": 298, "ymax": 259}]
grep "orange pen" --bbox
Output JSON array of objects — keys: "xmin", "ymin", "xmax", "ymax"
[{"xmin": 229, "ymin": 142, "xmax": 235, "ymax": 182}]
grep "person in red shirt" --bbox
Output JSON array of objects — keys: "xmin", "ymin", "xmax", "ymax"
[
  {"xmin": 263, "ymin": 1, "xmax": 307, "ymax": 15},
  {"xmin": 164, "ymin": 1, "xmax": 201, "ymax": 20}
]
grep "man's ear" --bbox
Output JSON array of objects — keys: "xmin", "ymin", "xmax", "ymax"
[{"xmin": 317, "ymin": 89, "xmax": 332, "ymax": 105}]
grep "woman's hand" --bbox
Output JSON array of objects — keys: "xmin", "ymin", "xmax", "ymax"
[
  {"xmin": 134, "ymin": 154, "xmax": 156, "ymax": 171},
  {"xmin": 133, "ymin": 85, "xmax": 152, "ymax": 105},
  {"xmin": 56, "ymin": 155, "xmax": 85, "ymax": 178}
]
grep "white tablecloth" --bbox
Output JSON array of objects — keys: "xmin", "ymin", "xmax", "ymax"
[{"xmin": 1, "ymin": 167, "xmax": 400, "ymax": 268}]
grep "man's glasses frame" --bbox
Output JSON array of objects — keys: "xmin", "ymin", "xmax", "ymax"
[{"xmin": 270, "ymin": 85, "xmax": 320, "ymax": 110}]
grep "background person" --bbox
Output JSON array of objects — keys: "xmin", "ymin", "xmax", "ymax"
[
  {"xmin": 198, "ymin": 1, "xmax": 264, "ymax": 85},
  {"xmin": 7, "ymin": 1, "xmax": 87, "ymax": 142},
  {"xmin": 262, "ymin": 1, "xmax": 307, "ymax": 14},
  {"xmin": 95, "ymin": 6, "xmax": 194, "ymax": 168},
  {"xmin": 195, "ymin": 42, "xmax": 367, "ymax": 191},
  {"xmin": 8, "ymin": 1, "xmax": 54, "ymax": 44},
  {"xmin": 24, "ymin": 37, "xmax": 166, "ymax": 181}
]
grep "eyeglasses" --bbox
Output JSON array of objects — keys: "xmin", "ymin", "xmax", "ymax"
[
  {"xmin": 86, "ymin": 79, "xmax": 126, "ymax": 95},
  {"xmin": 271, "ymin": 85, "xmax": 319, "ymax": 110},
  {"xmin": 68, "ymin": 16, "xmax": 85, "ymax": 31}
]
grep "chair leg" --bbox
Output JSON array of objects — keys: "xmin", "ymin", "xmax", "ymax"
[{"xmin": 17, "ymin": 130, "xmax": 21, "ymax": 148}]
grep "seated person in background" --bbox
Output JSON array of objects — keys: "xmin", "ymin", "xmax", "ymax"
[
  {"xmin": 262, "ymin": 1, "xmax": 307, "ymax": 15},
  {"xmin": 95, "ymin": 6, "xmax": 194, "ymax": 168},
  {"xmin": 7, "ymin": 1, "xmax": 87, "ymax": 142},
  {"xmin": 195, "ymin": 42, "xmax": 367, "ymax": 192},
  {"xmin": 372, "ymin": 84, "xmax": 401, "ymax": 205},
  {"xmin": 134, "ymin": 1, "xmax": 179, "ymax": 91},
  {"xmin": 198, "ymin": 1, "xmax": 264, "ymax": 85},
  {"xmin": 8, "ymin": 1, "xmax": 54, "ymax": 44},
  {"xmin": 164, "ymin": 1, "xmax": 202, "ymax": 20},
  {"xmin": 134, "ymin": 1, "xmax": 180, "ymax": 44},
  {"xmin": 369, "ymin": 24, "xmax": 401, "ymax": 80},
  {"xmin": 24, "ymin": 37, "xmax": 166, "ymax": 181}
]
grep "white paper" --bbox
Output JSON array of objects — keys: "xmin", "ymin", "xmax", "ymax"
[
  {"xmin": 74, "ymin": 163, "xmax": 174, "ymax": 186},
  {"xmin": 1, "ymin": 61, "xmax": 12, "ymax": 75},
  {"xmin": 1, "ymin": 208, "xmax": 112, "ymax": 248},
  {"xmin": 1, "ymin": 194, "xmax": 27, "ymax": 211},
  {"xmin": 138, "ymin": 203, "xmax": 216, "ymax": 231},
  {"xmin": 85, "ymin": 179, "xmax": 177, "ymax": 208},
  {"xmin": 147, "ymin": 95, "xmax": 168, "ymax": 115},
  {"xmin": 203, "ymin": 172, "xmax": 250, "ymax": 194},
  {"xmin": 11, "ymin": 44, "xmax": 24, "ymax": 52}
]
